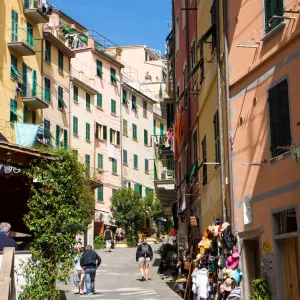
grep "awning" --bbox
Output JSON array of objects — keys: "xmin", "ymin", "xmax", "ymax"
[
  {"xmin": 176, "ymin": 90, "xmax": 185, "ymax": 104},
  {"xmin": 189, "ymin": 161, "xmax": 198, "ymax": 181},
  {"xmin": 111, "ymin": 73, "xmax": 119, "ymax": 83},
  {"xmin": 188, "ymin": 61, "xmax": 201, "ymax": 78},
  {"xmin": 11, "ymin": 65, "xmax": 21, "ymax": 78},
  {"xmin": 58, "ymin": 97, "xmax": 67, "ymax": 109},
  {"xmin": 79, "ymin": 35, "xmax": 88, "ymax": 44},
  {"xmin": 10, "ymin": 108, "xmax": 23, "ymax": 119}
]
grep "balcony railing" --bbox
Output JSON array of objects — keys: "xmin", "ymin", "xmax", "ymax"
[
  {"xmin": 154, "ymin": 158, "xmax": 175, "ymax": 181},
  {"xmin": 35, "ymin": 128, "xmax": 53, "ymax": 147},
  {"xmin": 7, "ymin": 28, "xmax": 36, "ymax": 56},
  {"xmin": 153, "ymin": 134, "xmax": 173, "ymax": 157},
  {"xmin": 85, "ymin": 167, "xmax": 103, "ymax": 189},
  {"xmin": 71, "ymin": 67, "xmax": 95, "ymax": 88},
  {"xmin": 22, "ymin": 83, "xmax": 49, "ymax": 109},
  {"xmin": 23, "ymin": 0, "xmax": 50, "ymax": 24}
]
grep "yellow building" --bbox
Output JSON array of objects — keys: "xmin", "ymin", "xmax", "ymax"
[
  {"xmin": 196, "ymin": 0, "xmax": 230, "ymax": 230},
  {"xmin": 0, "ymin": 0, "xmax": 50, "ymax": 142}
]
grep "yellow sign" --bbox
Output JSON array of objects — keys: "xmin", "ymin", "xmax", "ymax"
[{"xmin": 263, "ymin": 240, "xmax": 272, "ymax": 253}]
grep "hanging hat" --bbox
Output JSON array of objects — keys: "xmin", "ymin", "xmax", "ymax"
[
  {"xmin": 194, "ymin": 253, "xmax": 205, "ymax": 262},
  {"xmin": 231, "ymin": 268, "xmax": 243, "ymax": 283},
  {"xmin": 222, "ymin": 278, "xmax": 235, "ymax": 292},
  {"xmin": 213, "ymin": 218, "xmax": 220, "ymax": 225},
  {"xmin": 218, "ymin": 255, "xmax": 226, "ymax": 267},
  {"xmin": 232, "ymin": 246, "xmax": 239, "ymax": 258},
  {"xmin": 198, "ymin": 240, "xmax": 204, "ymax": 247},
  {"xmin": 226, "ymin": 256, "xmax": 239, "ymax": 269},
  {"xmin": 204, "ymin": 238, "xmax": 212, "ymax": 249},
  {"xmin": 221, "ymin": 222, "xmax": 230, "ymax": 231}
]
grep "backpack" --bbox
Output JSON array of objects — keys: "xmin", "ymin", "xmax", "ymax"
[
  {"xmin": 222, "ymin": 227, "xmax": 237, "ymax": 249},
  {"xmin": 141, "ymin": 244, "xmax": 150, "ymax": 257},
  {"xmin": 227, "ymin": 287, "xmax": 241, "ymax": 300}
]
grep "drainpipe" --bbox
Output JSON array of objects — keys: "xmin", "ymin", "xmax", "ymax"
[
  {"xmin": 216, "ymin": 0, "xmax": 227, "ymax": 222},
  {"xmin": 222, "ymin": 0, "xmax": 234, "ymax": 229}
]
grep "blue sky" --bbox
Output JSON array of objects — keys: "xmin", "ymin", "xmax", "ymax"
[{"xmin": 52, "ymin": 0, "xmax": 172, "ymax": 53}]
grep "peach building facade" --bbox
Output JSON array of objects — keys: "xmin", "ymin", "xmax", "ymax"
[{"xmin": 227, "ymin": 1, "xmax": 300, "ymax": 299}]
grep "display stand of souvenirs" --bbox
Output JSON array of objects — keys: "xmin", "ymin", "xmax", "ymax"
[{"xmin": 177, "ymin": 219, "xmax": 242, "ymax": 300}]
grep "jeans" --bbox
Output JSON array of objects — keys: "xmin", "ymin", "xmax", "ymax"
[{"xmin": 84, "ymin": 268, "xmax": 96, "ymax": 295}]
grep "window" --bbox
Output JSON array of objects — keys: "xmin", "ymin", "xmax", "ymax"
[
  {"xmin": 213, "ymin": 111, "xmax": 220, "ymax": 163},
  {"xmin": 133, "ymin": 154, "xmax": 138, "ymax": 169},
  {"xmin": 73, "ymin": 86, "xmax": 78, "ymax": 102},
  {"xmin": 112, "ymin": 189, "xmax": 117, "ymax": 196},
  {"xmin": 98, "ymin": 153, "xmax": 103, "ymax": 169},
  {"xmin": 58, "ymin": 50, "xmax": 63, "ymax": 73},
  {"xmin": 73, "ymin": 116, "xmax": 78, "ymax": 135},
  {"xmin": 85, "ymin": 154, "xmax": 90, "ymax": 177},
  {"xmin": 123, "ymin": 149, "xmax": 128, "ymax": 164},
  {"xmin": 268, "ymin": 79, "xmax": 291, "ymax": 157},
  {"xmin": 97, "ymin": 93, "xmax": 102, "ymax": 108},
  {"xmin": 202, "ymin": 135, "xmax": 207, "ymax": 185},
  {"xmin": 132, "ymin": 95, "xmax": 137, "ymax": 110},
  {"xmin": 132, "ymin": 124, "xmax": 137, "ymax": 140},
  {"xmin": 112, "ymin": 158, "xmax": 117, "ymax": 174},
  {"xmin": 123, "ymin": 119, "xmax": 128, "ymax": 136},
  {"xmin": 26, "ymin": 22, "xmax": 33, "ymax": 48},
  {"xmin": 111, "ymin": 99, "xmax": 116, "ymax": 115},
  {"xmin": 45, "ymin": 40, "xmax": 51, "ymax": 63},
  {"xmin": 44, "ymin": 77, "xmax": 51, "ymax": 102},
  {"xmin": 10, "ymin": 55, "xmax": 20, "ymax": 80},
  {"xmin": 86, "ymin": 123, "xmax": 91, "ymax": 141},
  {"xmin": 265, "ymin": 0, "xmax": 284, "ymax": 33},
  {"xmin": 166, "ymin": 104, "xmax": 174, "ymax": 128},
  {"xmin": 86, "ymin": 93, "xmax": 91, "ymax": 110},
  {"xmin": 110, "ymin": 67, "xmax": 118, "ymax": 84},
  {"xmin": 58, "ymin": 86, "xmax": 66, "ymax": 109},
  {"xmin": 72, "ymin": 149, "xmax": 78, "ymax": 159},
  {"xmin": 96, "ymin": 60, "xmax": 103, "ymax": 78},
  {"xmin": 143, "ymin": 101, "xmax": 147, "ymax": 118},
  {"xmin": 122, "ymin": 89, "xmax": 129, "ymax": 105},
  {"xmin": 11, "ymin": 10, "xmax": 18, "ymax": 42},
  {"xmin": 144, "ymin": 129, "xmax": 148, "ymax": 145},
  {"xmin": 10, "ymin": 99, "xmax": 20, "ymax": 123},
  {"xmin": 160, "ymin": 123, "xmax": 164, "ymax": 135},
  {"xmin": 110, "ymin": 129, "xmax": 120, "ymax": 145},
  {"xmin": 210, "ymin": 0, "xmax": 217, "ymax": 50},
  {"xmin": 193, "ymin": 129, "xmax": 198, "ymax": 163},
  {"xmin": 145, "ymin": 159, "xmax": 149, "ymax": 173},
  {"xmin": 32, "ymin": 111, "xmax": 36, "ymax": 124},
  {"xmin": 134, "ymin": 183, "xmax": 142, "ymax": 197},
  {"xmin": 44, "ymin": 119, "xmax": 51, "ymax": 144},
  {"xmin": 95, "ymin": 123, "xmax": 107, "ymax": 140},
  {"xmin": 153, "ymin": 120, "xmax": 156, "ymax": 135},
  {"xmin": 63, "ymin": 129, "xmax": 68, "ymax": 149},
  {"xmin": 32, "ymin": 69, "xmax": 37, "ymax": 97},
  {"xmin": 97, "ymin": 187, "xmax": 104, "ymax": 201}
]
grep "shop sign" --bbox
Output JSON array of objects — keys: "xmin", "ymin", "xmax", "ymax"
[
  {"xmin": 0, "ymin": 161, "xmax": 22, "ymax": 175},
  {"xmin": 263, "ymin": 240, "xmax": 272, "ymax": 253},
  {"xmin": 190, "ymin": 216, "xmax": 197, "ymax": 226}
]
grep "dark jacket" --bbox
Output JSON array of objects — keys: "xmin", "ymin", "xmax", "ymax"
[
  {"xmin": 0, "ymin": 234, "xmax": 18, "ymax": 251},
  {"xmin": 80, "ymin": 250, "xmax": 101, "ymax": 269},
  {"xmin": 136, "ymin": 243, "xmax": 153, "ymax": 261}
]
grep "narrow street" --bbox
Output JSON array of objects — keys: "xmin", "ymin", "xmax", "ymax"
[{"xmin": 62, "ymin": 244, "xmax": 180, "ymax": 300}]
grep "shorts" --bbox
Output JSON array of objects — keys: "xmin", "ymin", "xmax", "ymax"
[
  {"xmin": 138, "ymin": 257, "xmax": 151, "ymax": 264},
  {"xmin": 106, "ymin": 240, "xmax": 112, "ymax": 248},
  {"xmin": 172, "ymin": 236, "xmax": 177, "ymax": 242}
]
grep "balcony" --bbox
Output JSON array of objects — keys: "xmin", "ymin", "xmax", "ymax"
[
  {"xmin": 71, "ymin": 68, "xmax": 98, "ymax": 95},
  {"xmin": 7, "ymin": 28, "xmax": 36, "ymax": 56},
  {"xmin": 153, "ymin": 134, "xmax": 173, "ymax": 157},
  {"xmin": 35, "ymin": 128, "xmax": 53, "ymax": 147},
  {"xmin": 86, "ymin": 167, "xmax": 103, "ymax": 189},
  {"xmin": 153, "ymin": 158, "xmax": 176, "ymax": 207},
  {"xmin": 22, "ymin": 83, "xmax": 49, "ymax": 109},
  {"xmin": 23, "ymin": 0, "xmax": 49, "ymax": 24}
]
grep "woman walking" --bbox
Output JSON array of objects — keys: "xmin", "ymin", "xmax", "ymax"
[{"xmin": 74, "ymin": 247, "xmax": 85, "ymax": 295}]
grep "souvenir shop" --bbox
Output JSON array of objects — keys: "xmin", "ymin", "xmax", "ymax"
[{"xmin": 175, "ymin": 219, "xmax": 242, "ymax": 300}]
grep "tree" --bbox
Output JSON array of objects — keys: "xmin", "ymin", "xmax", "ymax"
[
  {"xmin": 19, "ymin": 149, "xmax": 94, "ymax": 300},
  {"xmin": 143, "ymin": 191, "xmax": 163, "ymax": 225},
  {"xmin": 111, "ymin": 188, "xmax": 145, "ymax": 244}
]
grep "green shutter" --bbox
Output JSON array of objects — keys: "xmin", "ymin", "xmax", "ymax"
[
  {"xmin": 112, "ymin": 158, "xmax": 117, "ymax": 174},
  {"xmin": 45, "ymin": 40, "xmax": 51, "ymax": 63},
  {"xmin": 97, "ymin": 93, "xmax": 102, "ymax": 108},
  {"xmin": 73, "ymin": 116, "xmax": 78, "ymax": 135},
  {"xmin": 44, "ymin": 119, "xmax": 50, "ymax": 143},
  {"xmin": 63, "ymin": 129, "xmax": 68, "ymax": 149},
  {"xmin": 111, "ymin": 99, "xmax": 116, "ymax": 114},
  {"xmin": 58, "ymin": 51, "xmax": 63, "ymax": 73},
  {"xmin": 32, "ymin": 69, "xmax": 37, "ymax": 97},
  {"xmin": 58, "ymin": 87, "xmax": 67, "ymax": 109},
  {"xmin": 11, "ymin": 10, "xmax": 18, "ymax": 42},
  {"xmin": 86, "ymin": 123, "xmax": 90, "ymax": 141},
  {"xmin": 103, "ymin": 125, "xmax": 107, "ymax": 140},
  {"xmin": 11, "ymin": 55, "xmax": 20, "ymax": 80},
  {"xmin": 123, "ymin": 119, "xmax": 128, "ymax": 136},
  {"xmin": 144, "ymin": 129, "xmax": 148, "ymax": 145},
  {"xmin": 123, "ymin": 149, "xmax": 127, "ymax": 164},
  {"xmin": 44, "ymin": 77, "xmax": 51, "ymax": 102},
  {"xmin": 132, "ymin": 95, "xmax": 137, "ymax": 110},
  {"xmin": 145, "ymin": 159, "xmax": 149, "ymax": 173},
  {"xmin": 98, "ymin": 153, "xmax": 103, "ymax": 169},
  {"xmin": 73, "ymin": 86, "xmax": 78, "ymax": 102},
  {"xmin": 86, "ymin": 93, "xmax": 91, "ymax": 109},
  {"xmin": 85, "ymin": 154, "xmax": 90, "ymax": 177},
  {"xmin": 110, "ymin": 128, "xmax": 113, "ymax": 143},
  {"xmin": 55, "ymin": 125, "xmax": 60, "ymax": 148},
  {"xmin": 133, "ymin": 124, "xmax": 137, "ymax": 140},
  {"xmin": 97, "ymin": 187, "xmax": 104, "ymax": 201},
  {"xmin": 26, "ymin": 22, "xmax": 33, "ymax": 47},
  {"xmin": 134, "ymin": 183, "xmax": 139, "ymax": 193},
  {"xmin": 22, "ymin": 63, "xmax": 27, "ymax": 96},
  {"xmin": 153, "ymin": 120, "xmax": 156, "ymax": 135},
  {"xmin": 160, "ymin": 123, "xmax": 164, "ymax": 135},
  {"xmin": 134, "ymin": 154, "xmax": 138, "ymax": 169},
  {"xmin": 23, "ymin": 105, "xmax": 28, "ymax": 123},
  {"xmin": 139, "ymin": 185, "xmax": 142, "ymax": 197},
  {"xmin": 96, "ymin": 60, "xmax": 103, "ymax": 78},
  {"xmin": 116, "ymin": 131, "xmax": 120, "ymax": 145}
]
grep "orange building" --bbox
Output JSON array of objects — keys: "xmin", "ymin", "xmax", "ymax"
[{"xmin": 227, "ymin": 1, "xmax": 300, "ymax": 299}]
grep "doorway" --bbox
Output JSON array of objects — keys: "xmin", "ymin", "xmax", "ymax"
[{"xmin": 281, "ymin": 237, "xmax": 300, "ymax": 300}]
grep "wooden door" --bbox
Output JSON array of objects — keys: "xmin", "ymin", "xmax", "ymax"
[{"xmin": 282, "ymin": 238, "xmax": 300, "ymax": 300}]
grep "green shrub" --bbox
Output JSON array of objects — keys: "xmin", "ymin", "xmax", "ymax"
[
  {"xmin": 94, "ymin": 236, "xmax": 105, "ymax": 249},
  {"xmin": 250, "ymin": 278, "xmax": 271, "ymax": 300}
]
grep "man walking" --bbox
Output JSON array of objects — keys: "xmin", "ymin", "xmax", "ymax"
[
  {"xmin": 80, "ymin": 245, "xmax": 101, "ymax": 296},
  {"xmin": 104, "ymin": 226, "xmax": 113, "ymax": 252},
  {"xmin": 0, "ymin": 222, "xmax": 18, "ymax": 251},
  {"xmin": 136, "ymin": 238, "xmax": 153, "ymax": 281}
]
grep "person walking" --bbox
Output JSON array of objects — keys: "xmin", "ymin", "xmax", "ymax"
[
  {"xmin": 0, "ymin": 222, "xmax": 18, "ymax": 251},
  {"xmin": 136, "ymin": 238, "xmax": 153, "ymax": 282},
  {"xmin": 104, "ymin": 226, "xmax": 113, "ymax": 252},
  {"xmin": 80, "ymin": 245, "xmax": 101, "ymax": 296},
  {"xmin": 74, "ymin": 247, "xmax": 85, "ymax": 295}
]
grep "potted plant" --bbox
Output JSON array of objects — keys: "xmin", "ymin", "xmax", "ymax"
[{"xmin": 250, "ymin": 278, "xmax": 271, "ymax": 300}]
